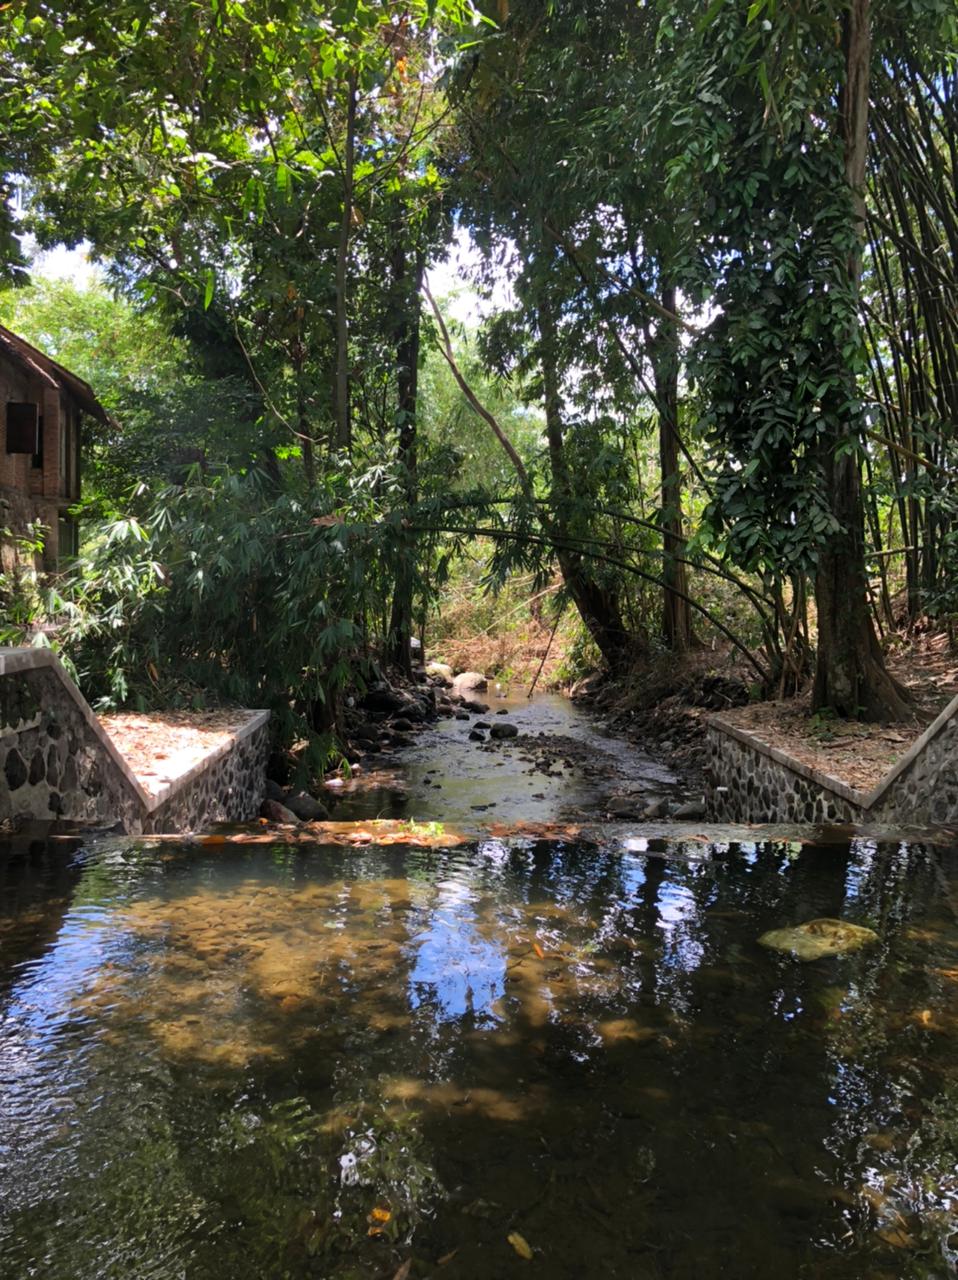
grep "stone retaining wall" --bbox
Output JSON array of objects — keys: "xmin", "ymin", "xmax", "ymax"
[
  {"xmin": 708, "ymin": 689, "xmax": 958, "ymax": 827},
  {"xmin": 0, "ymin": 647, "xmax": 268, "ymax": 833}
]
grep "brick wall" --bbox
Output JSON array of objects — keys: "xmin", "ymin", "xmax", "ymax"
[{"xmin": 0, "ymin": 360, "xmax": 69, "ymax": 566}]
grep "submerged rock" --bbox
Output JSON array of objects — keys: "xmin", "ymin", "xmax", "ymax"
[{"xmin": 758, "ymin": 918, "xmax": 879, "ymax": 961}]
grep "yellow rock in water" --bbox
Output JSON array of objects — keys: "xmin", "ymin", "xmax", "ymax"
[{"xmin": 758, "ymin": 918, "xmax": 879, "ymax": 961}]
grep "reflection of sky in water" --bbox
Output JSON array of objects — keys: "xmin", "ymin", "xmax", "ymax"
[
  {"xmin": 406, "ymin": 874, "xmax": 506, "ymax": 1024},
  {"xmin": 618, "ymin": 853, "xmax": 647, "ymax": 903},
  {"xmin": 1, "ymin": 906, "xmax": 115, "ymax": 1054},
  {"xmin": 652, "ymin": 877, "xmax": 706, "ymax": 1018}
]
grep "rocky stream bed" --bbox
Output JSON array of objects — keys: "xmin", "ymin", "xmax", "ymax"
[{"xmin": 264, "ymin": 668, "xmax": 705, "ymax": 829}]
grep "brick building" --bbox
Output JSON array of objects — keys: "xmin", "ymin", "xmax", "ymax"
[{"xmin": 0, "ymin": 323, "xmax": 108, "ymax": 571}]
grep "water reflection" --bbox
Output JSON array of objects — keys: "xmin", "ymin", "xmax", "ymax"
[
  {"xmin": 0, "ymin": 834, "xmax": 956, "ymax": 1278},
  {"xmin": 406, "ymin": 869, "xmax": 507, "ymax": 1024}
]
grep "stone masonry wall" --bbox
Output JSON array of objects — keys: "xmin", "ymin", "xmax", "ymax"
[
  {"xmin": 706, "ymin": 726, "xmax": 862, "ymax": 825},
  {"xmin": 708, "ymin": 692, "xmax": 958, "ymax": 828},
  {"xmin": 1, "ymin": 659, "xmax": 147, "ymax": 829},
  {"xmin": 1, "ymin": 649, "xmax": 269, "ymax": 834},
  {"xmin": 146, "ymin": 720, "xmax": 269, "ymax": 834},
  {"xmin": 867, "ymin": 706, "xmax": 958, "ymax": 827}
]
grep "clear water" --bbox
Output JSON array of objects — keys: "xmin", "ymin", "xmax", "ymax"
[{"xmin": 1, "ymin": 833, "xmax": 958, "ymax": 1278}]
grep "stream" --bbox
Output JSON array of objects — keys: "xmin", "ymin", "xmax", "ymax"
[
  {"xmin": 327, "ymin": 689, "xmax": 684, "ymax": 825},
  {"xmin": 5, "ymin": 690, "xmax": 958, "ymax": 1278}
]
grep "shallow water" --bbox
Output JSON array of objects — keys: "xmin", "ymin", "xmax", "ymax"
[
  {"xmin": 2, "ymin": 833, "xmax": 958, "ymax": 1277},
  {"xmin": 330, "ymin": 690, "xmax": 678, "ymax": 824}
]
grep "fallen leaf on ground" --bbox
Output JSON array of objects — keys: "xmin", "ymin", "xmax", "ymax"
[
  {"xmin": 392, "ymin": 1262, "xmax": 412, "ymax": 1280},
  {"xmin": 533, "ymin": 943, "xmax": 545, "ymax": 959},
  {"xmin": 438, "ymin": 1249, "xmax": 459, "ymax": 1265}
]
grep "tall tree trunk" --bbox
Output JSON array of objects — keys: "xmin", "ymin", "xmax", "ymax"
[
  {"xmin": 334, "ymin": 73, "xmax": 357, "ymax": 453},
  {"xmin": 653, "ymin": 281, "xmax": 693, "ymax": 651},
  {"xmin": 388, "ymin": 229, "xmax": 425, "ymax": 675},
  {"xmin": 539, "ymin": 301, "xmax": 631, "ymax": 673},
  {"xmin": 812, "ymin": 0, "xmax": 912, "ymax": 720}
]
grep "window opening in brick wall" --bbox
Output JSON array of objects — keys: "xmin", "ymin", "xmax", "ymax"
[{"xmin": 6, "ymin": 401, "xmax": 39, "ymax": 453}]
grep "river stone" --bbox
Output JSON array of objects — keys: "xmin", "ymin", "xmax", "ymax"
[
  {"xmin": 391, "ymin": 717, "xmax": 414, "ymax": 733},
  {"xmin": 455, "ymin": 711, "xmax": 470, "ymax": 721},
  {"xmin": 606, "ymin": 796, "xmax": 642, "ymax": 818},
  {"xmin": 360, "ymin": 685, "xmax": 406, "ymax": 714},
  {"xmin": 453, "ymin": 671, "xmax": 488, "ymax": 695},
  {"xmin": 474, "ymin": 720, "xmax": 492, "ymax": 730},
  {"xmin": 284, "ymin": 790, "xmax": 329, "ymax": 821},
  {"xmin": 264, "ymin": 778, "xmax": 286, "ymax": 802},
  {"xmin": 758, "ymin": 918, "xmax": 879, "ymax": 961},
  {"xmin": 643, "ymin": 798, "xmax": 671, "ymax": 819},
  {"xmin": 672, "ymin": 799, "xmax": 706, "ymax": 819},
  {"xmin": 426, "ymin": 662, "xmax": 454, "ymax": 683},
  {"xmin": 489, "ymin": 722, "xmax": 519, "ymax": 740},
  {"xmin": 496, "ymin": 708, "xmax": 510, "ymax": 715},
  {"xmin": 261, "ymin": 799, "xmax": 301, "ymax": 825},
  {"xmin": 469, "ymin": 729, "xmax": 486, "ymax": 742}
]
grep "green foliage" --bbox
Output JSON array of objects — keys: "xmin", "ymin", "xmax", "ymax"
[
  {"xmin": 0, "ymin": 279, "xmax": 260, "ymax": 510},
  {"xmin": 11, "ymin": 465, "xmax": 419, "ymax": 769}
]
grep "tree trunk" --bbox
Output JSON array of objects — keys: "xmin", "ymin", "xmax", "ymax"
[
  {"xmin": 653, "ymin": 281, "xmax": 693, "ymax": 651},
  {"xmin": 334, "ymin": 73, "xmax": 357, "ymax": 453},
  {"xmin": 539, "ymin": 301, "xmax": 631, "ymax": 673},
  {"xmin": 812, "ymin": 0, "xmax": 912, "ymax": 720},
  {"xmin": 387, "ymin": 231, "xmax": 424, "ymax": 675}
]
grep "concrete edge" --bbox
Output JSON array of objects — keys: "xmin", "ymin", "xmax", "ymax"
[
  {"xmin": 144, "ymin": 710, "xmax": 270, "ymax": 813},
  {"xmin": 862, "ymin": 687, "xmax": 958, "ymax": 809},
  {"xmin": 0, "ymin": 647, "xmax": 153, "ymax": 809},
  {"xmin": 708, "ymin": 716, "xmax": 872, "ymax": 809}
]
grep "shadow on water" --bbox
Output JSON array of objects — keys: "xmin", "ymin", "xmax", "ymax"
[{"xmin": 1, "ymin": 832, "xmax": 958, "ymax": 1278}]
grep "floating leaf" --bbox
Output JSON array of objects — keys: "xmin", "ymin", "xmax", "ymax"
[{"xmin": 507, "ymin": 1231, "xmax": 534, "ymax": 1260}]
